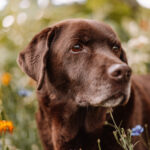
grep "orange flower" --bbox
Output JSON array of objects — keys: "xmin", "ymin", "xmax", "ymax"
[
  {"xmin": 1, "ymin": 73, "xmax": 11, "ymax": 86},
  {"xmin": 0, "ymin": 120, "xmax": 14, "ymax": 134},
  {"xmin": 28, "ymin": 78, "xmax": 36, "ymax": 87}
]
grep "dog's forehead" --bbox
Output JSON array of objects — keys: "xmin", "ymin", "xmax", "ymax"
[{"xmin": 56, "ymin": 19, "xmax": 117, "ymax": 40}]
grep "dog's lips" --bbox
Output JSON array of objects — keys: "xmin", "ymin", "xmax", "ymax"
[
  {"xmin": 77, "ymin": 93, "xmax": 127, "ymax": 107},
  {"xmin": 92, "ymin": 92, "xmax": 125, "ymax": 107},
  {"xmin": 101, "ymin": 93, "xmax": 125, "ymax": 107}
]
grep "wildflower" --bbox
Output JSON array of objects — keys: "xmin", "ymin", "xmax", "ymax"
[
  {"xmin": 1, "ymin": 73, "xmax": 11, "ymax": 86},
  {"xmin": 28, "ymin": 79, "xmax": 36, "ymax": 87},
  {"xmin": 18, "ymin": 89, "xmax": 32, "ymax": 97},
  {"xmin": 131, "ymin": 125, "xmax": 144, "ymax": 136},
  {"xmin": 0, "ymin": 120, "xmax": 14, "ymax": 134}
]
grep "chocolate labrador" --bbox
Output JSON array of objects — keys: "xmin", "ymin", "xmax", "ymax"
[{"xmin": 17, "ymin": 19, "xmax": 150, "ymax": 150}]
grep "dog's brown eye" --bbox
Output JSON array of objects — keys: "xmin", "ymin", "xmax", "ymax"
[
  {"xmin": 112, "ymin": 45, "xmax": 120, "ymax": 53},
  {"xmin": 71, "ymin": 44, "xmax": 82, "ymax": 53}
]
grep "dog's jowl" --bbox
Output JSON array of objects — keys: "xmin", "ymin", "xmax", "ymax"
[{"xmin": 18, "ymin": 19, "xmax": 150, "ymax": 150}]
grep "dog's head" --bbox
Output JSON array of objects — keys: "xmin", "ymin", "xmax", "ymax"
[{"xmin": 18, "ymin": 19, "xmax": 132, "ymax": 108}]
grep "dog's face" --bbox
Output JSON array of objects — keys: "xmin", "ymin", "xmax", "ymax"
[{"xmin": 18, "ymin": 19, "xmax": 132, "ymax": 108}]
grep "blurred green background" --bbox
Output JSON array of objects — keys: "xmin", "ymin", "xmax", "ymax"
[{"xmin": 0, "ymin": 0, "xmax": 150, "ymax": 149}]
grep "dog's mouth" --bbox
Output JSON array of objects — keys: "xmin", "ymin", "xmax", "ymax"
[
  {"xmin": 77, "ymin": 84, "xmax": 131, "ymax": 107},
  {"xmin": 99, "ymin": 93, "xmax": 126, "ymax": 107},
  {"xmin": 77, "ymin": 92, "xmax": 126, "ymax": 107},
  {"xmin": 90, "ymin": 92, "xmax": 127, "ymax": 108}
]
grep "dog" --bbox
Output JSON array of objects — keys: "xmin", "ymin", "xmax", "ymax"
[{"xmin": 17, "ymin": 19, "xmax": 150, "ymax": 150}]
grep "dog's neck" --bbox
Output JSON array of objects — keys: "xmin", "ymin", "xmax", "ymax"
[
  {"xmin": 37, "ymin": 88, "xmax": 109, "ymax": 148},
  {"xmin": 38, "ymin": 90, "xmax": 108, "ymax": 130},
  {"xmin": 36, "ymin": 75, "xmax": 140, "ymax": 150},
  {"xmin": 36, "ymin": 85, "xmax": 142, "ymax": 150}
]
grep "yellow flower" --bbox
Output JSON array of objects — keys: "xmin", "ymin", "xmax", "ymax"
[
  {"xmin": 0, "ymin": 120, "xmax": 14, "ymax": 134},
  {"xmin": 1, "ymin": 73, "xmax": 11, "ymax": 86}
]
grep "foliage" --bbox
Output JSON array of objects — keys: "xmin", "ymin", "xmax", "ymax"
[
  {"xmin": 0, "ymin": 81, "xmax": 41, "ymax": 150},
  {"xmin": 109, "ymin": 111, "xmax": 135, "ymax": 150}
]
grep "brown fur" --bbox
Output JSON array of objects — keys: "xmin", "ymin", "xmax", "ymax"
[{"xmin": 18, "ymin": 19, "xmax": 150, "ymax": 150}]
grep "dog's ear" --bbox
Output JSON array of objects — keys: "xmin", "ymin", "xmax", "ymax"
[
  {"xmin": 121, "ymin": 49, "xmax": 128, "ymax": 64},
  {"xmin": 17, "ymin": 27, "xmax": 56, "ymax": 90}
]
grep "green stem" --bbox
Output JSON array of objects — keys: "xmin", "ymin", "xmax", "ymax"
[
  {"xmin": 97, "ymin": 139, "xmax": 102, "ymax": 150},
  {"xmin": 109, "ymin": 111, "xmax": 128, "ymax": 150},
  {"xmin": 2, "ymin": 132, "xmax": 5, "ymax": 150}
]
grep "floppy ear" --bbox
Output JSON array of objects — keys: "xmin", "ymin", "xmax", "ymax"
[
  {"xmin": 120, "ymin": 49, "xmax": 128, "ymax": 64},
  {"xmin": 17, "ymin": 27, "xmax": 56, "ymax": 90}
]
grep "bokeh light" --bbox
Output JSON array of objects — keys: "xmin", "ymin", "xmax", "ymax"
[
  {"xmin": 51, "ymin": 0, "xmax": 86, "ymax": 5},
  {"xmin": 0, "ymin": 0, "xmax": 8, "ymax": 11},
  {"xmin": 37, "ymin": 0, "xmax": 49, "ymax": 8},
  {"xmin": 2, "ymin": 15, "xmax": 15, "ymax": 28},
  {"xmin": 17, "ymin": 12, "xmax": 28, "ymax": 25},
  {"xmin": 19, "ymin": 0, "xmax": 30, "ymax": 9},
  {"xmin": 136, "ymin": 0, "xmax": 150, "ymax": 9}
]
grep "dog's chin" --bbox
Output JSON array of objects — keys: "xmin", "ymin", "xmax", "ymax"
[
  {"xmin": 77, "ymin": 93, "xmax": 129, "ymax": 107},
  {"xmin": 91, "ymin": 89, "xmax": 131, "ymax": 108},
  {"xmin": 93, "ymin": 93, "xmax": 127, "ymax": 107},
  {"xmin": 77, "ymin": 91, "xmax": 131, "ymax": 108},
  {"xmin": 77, "ymin": 84, "xmax": 131, "ymax": 107}
]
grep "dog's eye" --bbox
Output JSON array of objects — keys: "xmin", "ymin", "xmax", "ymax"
[
  {"xmin": 71, "ymin": 44, "xmax": 83, "ymax": 53},
  {"xmin": 112, "ymin": 45, "xmax": 120, "ymax": 53}
]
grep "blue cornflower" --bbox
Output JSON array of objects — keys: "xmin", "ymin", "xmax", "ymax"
[
  {"xmin": 131, "ymin": 125, "xmax": 144, "ymax": 136},
  {"xmin": 18, "ymin": 89, "xmax": 32, "ymax": 97}
]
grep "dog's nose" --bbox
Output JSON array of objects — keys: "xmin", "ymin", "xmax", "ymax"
[{"xmin": 108, "ymin": 64, "xmax": 132, "ymax": 81}]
